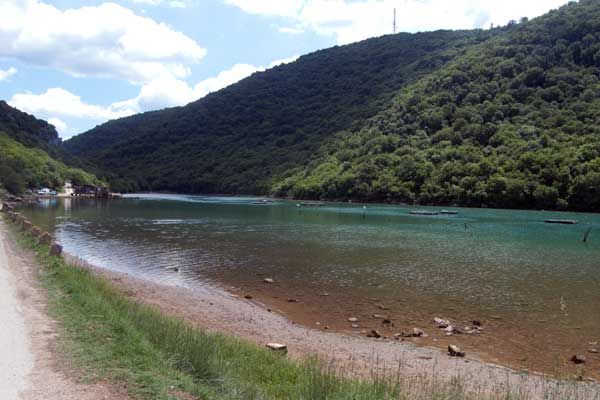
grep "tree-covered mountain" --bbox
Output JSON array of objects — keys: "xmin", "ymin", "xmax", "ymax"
[
  {"xmin": 65, "ymin": 28, "xmax": 500, "ymax": 193},
  {"xmin": 66, "ymin": 0, "xmax": 600, "ymax": 211},
  {"xmin": 276, "ymin": 0, "xmax": 600, "ymax": 212},
  {"xmin": 0, "ymin": 102, "xmax": 101, "ymax": 194}
]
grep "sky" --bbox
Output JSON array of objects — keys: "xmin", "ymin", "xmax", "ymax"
[{"xmin": 0, "ymin": 0, "xmax": 573, "ymax": 139}]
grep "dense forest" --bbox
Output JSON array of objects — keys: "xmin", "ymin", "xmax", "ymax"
[
  {"xmin": 275, "ymin": 0, "xmax": 600, "ymax": 211},
  {"xmin": 66, "ymin": 0, "xmax": 600, "ymax": 211},
  {"xmin": 65, "ymin": 28, "xmax": 501, "ymax": 193},
  {"xmin": 0, "ymin": 102, "xmax": 101, "ymax": 194}
]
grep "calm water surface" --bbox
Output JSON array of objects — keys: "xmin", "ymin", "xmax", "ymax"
[{"xmin": 21, "ymin": 194, "xmax": 600, "ymax": 374}]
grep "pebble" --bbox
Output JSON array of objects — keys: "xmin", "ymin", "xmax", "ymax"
[{"xmin": 571, "ymin": 355, "xmax": 587, "ymax": 364}]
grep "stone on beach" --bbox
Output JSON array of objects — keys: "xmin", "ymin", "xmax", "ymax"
[
  {"xmin": 30, "ymin": 226, "xmax": 42, "ymax": 237},
  {"xmin": 263, "ymin": 278, "xmax": 274, "ymax": 284},
  {"xmin": 266, "ymin": 343, "xmax": 287, "ymax": 353},
  {"xmin": 434, "ymin": 317, "xmax": 450, "ymax": 328},
  {"xmin": 571, "ymin": 355, "xmax": 586, "ymax": 364},
  {"xmin": 366, "ymin": 330, "xmax": 381, "ymax": 338},
  {"xmin": 38, "ymin": 232, "xmax": 52, "ymax": 245},
  {"xmin": 448, "ymin": 345, "xmax": 466, "ymax": 357},
  {"xmin": 348, "ymin": 317, "xmax": 358, "ymax": 322},
  {"xmin": 49, "ymin": 242, "xmax": 63, "ymax": 256}
]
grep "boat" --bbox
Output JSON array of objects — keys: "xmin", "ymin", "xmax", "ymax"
[
  {"xmin": 544, "ymin": 219, "xmax": 578, "ymax": 225},
  {"xmin": 410, "ymin": 210, "xmax": 439, "ymax": 216},
  {"xmin": 440, "ymin": 210, "xmax": 459, "ymax": 215}
]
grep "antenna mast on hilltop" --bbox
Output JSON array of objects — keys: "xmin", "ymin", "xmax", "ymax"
[{"xmin": 393, "ymin": 8, "xmax": 397, "ymax": 34}]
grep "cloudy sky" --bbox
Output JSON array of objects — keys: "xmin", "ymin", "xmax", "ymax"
[{"xmin": 0, "ymin": 0, "xmax": 571, "ymax": 139}]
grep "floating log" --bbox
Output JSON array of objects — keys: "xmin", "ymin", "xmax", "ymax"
[{"xmin": 544, "ymin": 219, "xmax": 578, "ymax": 225}]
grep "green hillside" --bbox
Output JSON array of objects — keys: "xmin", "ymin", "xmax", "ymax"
[
  {"xmin": 276, "ymin": 0, "xmax": 600, "ymax": 211},
  {"xmin": 65, "ymin": 0, "xmax": 600, "ymax": 211},
  {"xmin": 65, "ymin": 28, "xmax": 500, "ymax": 193},
  {"xmin": 0, "ymin": 102, "xmax": 101, "ymax": 194}
]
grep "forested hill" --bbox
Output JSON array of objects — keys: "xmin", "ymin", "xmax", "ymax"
[
  {"xmin": 0, "ymin": 103, "xmax": 101, "ymax": 194},
  {"xmin": 0, "ymin": 101, "xmax": 61, "ymax": 150},
  {"xmin": 276, "ymin": 0, "xmax": 600, "ymax": 212},
  {"xmin": 65, "ymin": 28, "xmax": 501, "ymax": 193}
]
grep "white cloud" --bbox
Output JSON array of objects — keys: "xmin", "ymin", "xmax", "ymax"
[
  {"xmin": 224, "ymin": 0, "xmax": 304, "ymax": 17},
  {"xmin": 0, "ymin": 0, "xmax": 206, "ymax": 83},
  {"xmin": 0, "ymin": 66, "xmax": 17, "ymax": 81},
  {"xmin": 9, "ymin": 88, "xmax": 135, "ymax": 120},
  {"xmin": 130, "ymin": 0, "xmax": 189, "ymax": 8},
  {"xmin": 278, "ymin": 26, "xmax": 304, "ymax": 34},
  {"xmin": 226, "ymin": 0, "xmax": 572, "ymax": 44},
  {"xmin": 47, "ymin": 117, "xmax": 67, "ymax": 134}
]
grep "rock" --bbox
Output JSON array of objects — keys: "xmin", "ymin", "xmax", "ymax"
[
  {"xmin": 571, "ymin": 355, "xmax": 586, "ymax": 364},
  {"xmin": 351, "ymin": 324, "xmax": 359, "ymax": 328},
  {"xmin": 367, "ymin": 330, "xmax": 381, "ymax": 338},
  {"xmin": 448, "ymin": 345, "xmax": 466, "ymax": 357},
  {"xmin": 266, "ymin": 343, "xmax": 287, "ymax": 353},
  {"xmin": 30, "ymin": 226, "xmax": 42, "ymax": 237},
  {"xmin": 443, "ymin": 325, "xmax": 462, "ymax": 335},
  {"xmin": 378, "ymin": 304, "xmax": 389, "ymax": 310},
  {"xmin": 372, "ymin": 314, "xmax": 384, "ymax": 319},
  {"xmin": 22, "ymin": 220, "xmax": 32, "ymax": 231},
  {"xmin": 588, "ymin": 349, "xmax": 598, "ymax": 354},
  {"xmin": 412, "ymin": 328, "xmax": 425, "ymax": 337},
  {"xmin": 263, "ymin": 278, "xmax": 274, "ymax": 283},
  {"xmin": 244, "ymin": 295, "xmax": 253, "ymax": 299},
  {"xmin": 434, "ymin": 317, "xmax": 450, "ymax": 328},
  {"xmin": 348, "ymin": 317, "xmax": 358, "ymax": 322},
  {"xmin": 49, "ymin": 242, "xmax": 62, "ymax": 256},
  {"xmin": 472, "ymin": 320, "xmax": 482, "ymax": 326},
  {"xmin": 287, "ymin": 298, "xmax": 298, "ymax": 303},
  {"xmin": 417, "ymin": 356, "xmax": 433, "ymax": 360},
  {"xmin": 382, "ymin": 318, "xmax": 393, "ymax": 326},
  {"xmin": 319, "ymin": 292, "xmax": 329, "ymax": 296},
  {"xmin": 38, "ymin": 232, "xmax": 52, "ymax": 245}
]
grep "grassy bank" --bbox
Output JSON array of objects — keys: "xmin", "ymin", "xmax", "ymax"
[{"xmin": 4, "ymin": 217, "xmax": 594, "ymax": 400}]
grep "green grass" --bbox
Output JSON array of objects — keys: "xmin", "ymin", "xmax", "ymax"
[{"xmin": 5, "ymin": 218, "xmax": 598, "ymax": 400}]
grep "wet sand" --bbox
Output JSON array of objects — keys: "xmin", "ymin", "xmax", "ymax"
[{"xmin": 63, "ymin": 253, "xmax": 600, "ymax": 400}]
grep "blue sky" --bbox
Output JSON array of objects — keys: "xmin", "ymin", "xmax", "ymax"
[{"xmin": 0, "ymin": 0, "xmax": 571, "ymax": 139}]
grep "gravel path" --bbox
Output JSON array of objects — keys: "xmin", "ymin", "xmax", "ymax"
[{"xmin": 0, "ymin": 219, "xmax": 127, "ymax": 400}]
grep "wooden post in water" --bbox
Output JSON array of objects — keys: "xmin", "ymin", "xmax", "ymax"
[{"xmin": 582, "ymin": 226, "xmax": 592, "ymax": 243}]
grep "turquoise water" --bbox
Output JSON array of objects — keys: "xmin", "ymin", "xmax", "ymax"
[{"xmin": 21, "ymin": 194, "xmax": 600, "ymax": 370}]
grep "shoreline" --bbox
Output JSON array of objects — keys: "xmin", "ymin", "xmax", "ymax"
[{"xmin": 63, "ymin": 252, "xmax": 600, "ymax": 399}]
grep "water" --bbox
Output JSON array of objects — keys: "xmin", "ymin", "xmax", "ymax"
[{"xmin": 21, "ymin": 194, "xmax": 600, "ymax": 375}]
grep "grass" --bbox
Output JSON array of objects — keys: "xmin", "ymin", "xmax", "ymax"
[{"xmin": 5, "ymin": 216, "xmax": 600, "ymax": 400}]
